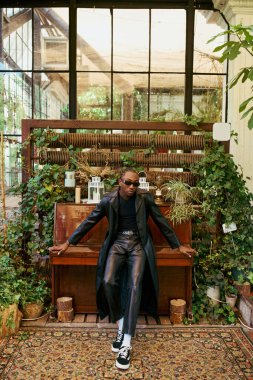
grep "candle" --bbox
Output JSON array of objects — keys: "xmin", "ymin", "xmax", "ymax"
[{"xmin": 75, "ymin": 187, "xmax": 81, "ymax": 203}]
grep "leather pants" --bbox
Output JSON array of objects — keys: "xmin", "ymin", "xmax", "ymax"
[{"xmin": 103, "ymin": 232, "xmax": 146, "ymax": 336}]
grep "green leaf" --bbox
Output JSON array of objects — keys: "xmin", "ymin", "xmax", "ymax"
[
  {"xmin": 241, "ymin": 105, "xmax": 253, "ymax": 119},
  {"xmin": 229, "ymin": 70, "xmax": 245, "ymax": 88},
  {"xmin": 227, "ymin": 44, "xmax": 241, "ymax": 60},
  {"xmin": 248, "ymin": 68, "xmax": 253, "ymax": 81},
  {"xmin": 247, "ymin": 112, "xmax": 253, "ymax": 130},
  {"xmin": 213, "ymin": 41, "xmax": 233, "ymax": 52},
  {"xmin": 239, "ymin": 96, "xmax": 253, "ymax": 112},
  {"xmin": 242, "ymin": 68, "xmax": 250, "ymax": 83}
]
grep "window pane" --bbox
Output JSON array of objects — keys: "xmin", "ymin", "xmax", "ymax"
[
  {"xmin": 194, "ymin": 10, "xmax": 226, "ymax": 74},
  {"xmin": 193, "ymin": 74, "xmax": 225, "ymax": 122},
  {"xmin": 0, "ymin": 72, "xmax": 32, "ymax": 134},
  {"xmin": 77, "ymin": 73, "xmax": 111, "ymax": 120},
  {"xmin": 4, "ymin": 136, "xmax": 22, "ymax": 188},
  {"xmin": 77, "ymin": 9, "xmax": 111, "ymax": 71},
  {"xmin": 113, "ymin": 9, "xmax": 149, "ymax": 72},
  {"xmin": 150, "ymin": 74, "xmax": 185, "ymax": 121},
  {"xmin": 34, "ymin": 73, "xmax": 69, "ymax": 119},
  {"xmin": 34, "ymin": 8, "xmax": 69, "ymax": 71},
  {"xmin": 151, "ymin": 10, "xmax": 186, "ymax": 72},
  {"xmin": 113, "ymin": 74, "xmax": 148, "ymax": 121},
  {"xmin": 2, "ymin": 8, "xmax": 32, "ymax": 70}
]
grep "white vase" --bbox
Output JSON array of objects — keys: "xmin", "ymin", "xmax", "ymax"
[
  {"xmin": 225, "ymin": 294, "xmax": 237, "ymax": 308},
  {"xmin": 207, "ymin": 285, "xmax": 220, "ymax": 306}
]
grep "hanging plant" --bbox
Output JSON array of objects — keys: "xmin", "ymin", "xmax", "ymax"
[{"xmin": 161, "ymin": 180, "xmax": 200, "ymax": 224}]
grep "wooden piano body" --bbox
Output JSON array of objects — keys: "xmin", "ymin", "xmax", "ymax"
[{"xmin": 50, "ymin": 202, "xmax": 193, "ymax": 316}]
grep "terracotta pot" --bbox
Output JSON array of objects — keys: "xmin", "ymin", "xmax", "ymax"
[{"xmin": 21, "ymin": 302, "xmax": 44, "ymax": 319}]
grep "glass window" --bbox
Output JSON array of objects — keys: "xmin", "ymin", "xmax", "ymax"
[
  {"xmin": 2, "ymin": 8, "xmax": 32, "ymax": 70},
  {"xmin": 150, "ymin": 74, "xmax": 185, "ymax": 121},
  {"xmin": 1, "ymin": 72, "xmax": 32, "ymax": 134},
  {"xmin": 194, "ymin": 10, "xmax": 226, "ymax": 74},
  {"xmin": 113, "ymin": 9, "xmax": 149, "ymax": 72},
  {"xmin": 34, "ymin": 72, "xmax": 69, "ymax": 119},
  {"xmin": 151, "ymin": 10, "xmax": 186, "ymax": 72},
  {"xmin": 34, "ymin": 8, "xmax": 69, "ymax": 71},
  {"xmin": 77, "ymin": 8, "xmax": 111, "ymax": 71},
  {"xmin": 77, "ymin": 72, "xmax": 111, "ymax": 120},
  {"xmin": 193, "ymin": 74, "xmax": 224, "ymax": 122},
  {"xmin": 113, "ymin": 73, "xmax": 149, "ymax": 121},
  {"xmin": 1, "ymin": 5, "xmax": 227, "ymax": 188}
]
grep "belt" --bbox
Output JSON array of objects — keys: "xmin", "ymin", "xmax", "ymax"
[{"xmin": 120, "ymin": 230, "xmax": 137, "ymax": 236}]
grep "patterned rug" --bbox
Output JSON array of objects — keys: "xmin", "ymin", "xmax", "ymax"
[{"xmin": 0, "ymin": 326, "xmax": 253, "ymax": 379}]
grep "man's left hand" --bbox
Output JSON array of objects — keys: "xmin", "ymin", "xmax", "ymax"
[{"xmin": 178, "ymin": 245, "xmax": 196, "ymax": 258}]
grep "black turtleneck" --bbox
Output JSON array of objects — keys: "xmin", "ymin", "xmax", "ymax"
[{"xmin": 117, "ymin": 194, "xmax": 138, "ymax": 232}]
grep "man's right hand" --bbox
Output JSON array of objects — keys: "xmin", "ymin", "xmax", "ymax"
[{"xmin": 49, "ymin": 241, "xmax": 70, "ymax": 256}]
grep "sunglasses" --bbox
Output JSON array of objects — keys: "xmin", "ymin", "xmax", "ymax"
[{"xmin": 122, "ymin": 180, "xmax": 140, "ymax": 187}]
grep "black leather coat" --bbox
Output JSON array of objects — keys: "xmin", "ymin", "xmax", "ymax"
[{"xmin": 68, "ymin": 188, "xmax": 181, "ymax": 319}]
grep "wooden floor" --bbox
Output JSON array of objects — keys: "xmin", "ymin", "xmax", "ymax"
[
  {"xmin": 21, "ymin": 313, "xmax": 171, "ymax": 328},
  {"xmin": 20, "ymin": 312, "xmax": 253, "ymax": 345}
]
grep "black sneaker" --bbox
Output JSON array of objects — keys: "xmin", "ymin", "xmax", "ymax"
[
  {"xmin": 111, "ymin": 331, "xmax": 124, "ymax": 353},
  {"xmin": 116, "ymin": 346, "xmax": 132, "ymax": 370}
]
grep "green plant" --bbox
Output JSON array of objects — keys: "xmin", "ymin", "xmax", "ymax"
[
  {"xmin": 18, "ymin": 272, "xmax": 50, "ymax": 307},
  {"xmin": 182, "ymin": 114, "xmax": 204, "ymax": 128},
  {"xmin": 192, "ymin": 141, "xmax": 253, "ymax": 282},
  {"xmin": 0, "ymin": 255, "xmax": 21, "ymax": 308},
  {"xmin": 209, "ymin": 24, "xmax": 253, "ymax": 129},
  {"xmin": 161, "ymin": 180, "xmax": 200, "ymax": 224},
  {"xmin": 191, "ymin": 282, "xmax": 237, "ymax": 325},
  {"xmin": 9, "ymin": 163, "xmax": 71, "ymax": 253},
  {"xmin": 224, "ymin": 283, "xmax": 238, "ymax": 297},
  {"xmin": 190, "ymin": 140, "xmax": 253, "ymax": 324},
  {"xmin": 120, "ymin": 150, "xmax": 144, "ymax": 173}
]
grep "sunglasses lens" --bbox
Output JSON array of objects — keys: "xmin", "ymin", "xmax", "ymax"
[{"xmin": 123, "ymin": 180, "xmax": 140, "ymax": 187}]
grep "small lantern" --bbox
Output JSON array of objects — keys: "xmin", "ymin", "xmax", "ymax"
[
  {"xmin": 138, "ymin": 172, "xmax": 149, "ymax": 191},
  {"xmin": 64, "ymin": 170, "xmax": 76, "ymax": 188},
  {"xmin": 87, "ymin": 176, "xmax": 105, "ymax": 203}
]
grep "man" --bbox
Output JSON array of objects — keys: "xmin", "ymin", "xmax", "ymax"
[{"xmin": 49, "ymin": 168, "xmax": 195, "ymax": 370}]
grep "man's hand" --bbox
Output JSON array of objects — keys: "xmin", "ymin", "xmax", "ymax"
[
  {"xmin": 49, "ymin": 241, "xmax": 70, "ymax": 256},
  {"xmin": 178, "ymin": 245, "xmax": 196, "ymax": 258}
]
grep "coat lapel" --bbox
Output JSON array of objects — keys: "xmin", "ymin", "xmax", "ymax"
[
  {"xmin": 135, "ymin": 190, "xmax": 144, "ymax": 214},
  {"xmin": 109, "ymin": 189, "xmax": 119, "ymax": 234}
]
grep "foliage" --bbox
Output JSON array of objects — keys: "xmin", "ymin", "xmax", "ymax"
[
  {"xmin": 161, "ymin": 180, "xmax": 200, "ymax": 224},
  {"xmin": 192, "ymin": 141, "xmax": 253, "ymax": 280},
  {"xmin": 224, "ymin": 282, "xmax": 238, "ymax": 297},
  {"xmin": 78, "ymin": 86, "xmax": 111, "ymax": 120},
  {"xmin": 190, "ymin": 140, "xmax": 253, "ymax": 324},
  {"xmin": 9, "ymin": 163, "xmax": 70, "ymax": 251},
  {"xmin": 0, "ymin": 128, "xmax": 71, "ymax": 319},
  {"xmin": 182, "ymin": 114, "xmax": 204, "ymax": 128},
  {"xmin": 0, "ymin": 253, "xmax": 50, "ymax": 312},
  {"xmin": 0, "ymin": 255, "xmax": 21, "ymax": 308},
  {"xmin": 120, "ymin": 150, "xmax": 144, "ymax": 173},
  {"xmin": 191, "ymin": 283, "xmax": 237, "ymax": 325},
  {"xmin": 18, "ymin": 272, "xmax": 50, "ymax": 307},
  {"xmin": 209, "ymin": 24, "xmax": 253, "ymax": 129}
]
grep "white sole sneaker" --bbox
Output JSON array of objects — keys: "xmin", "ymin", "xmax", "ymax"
[
  {"xmin": 116, "ymin": 360, "xmax": 130, "ymax": 370},
  {"xmin": 111, "ymin": 345, "xmax": 120, "ymax": 353}
]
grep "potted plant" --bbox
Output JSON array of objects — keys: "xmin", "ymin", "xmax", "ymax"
[
  {"xmin": 19, "ymin": 272, "xmax": 50, "ymax": 319},
  {"xmin": 0, "ymin": 255, "xmax": 23, "ymax": 337},
  {"xmin": 224, "ymin": 282, "xmax": 238, "ymax": 308},
  {"xmin": 161, "ymin": 180, "xmax": 200, "ymax": 224}
]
